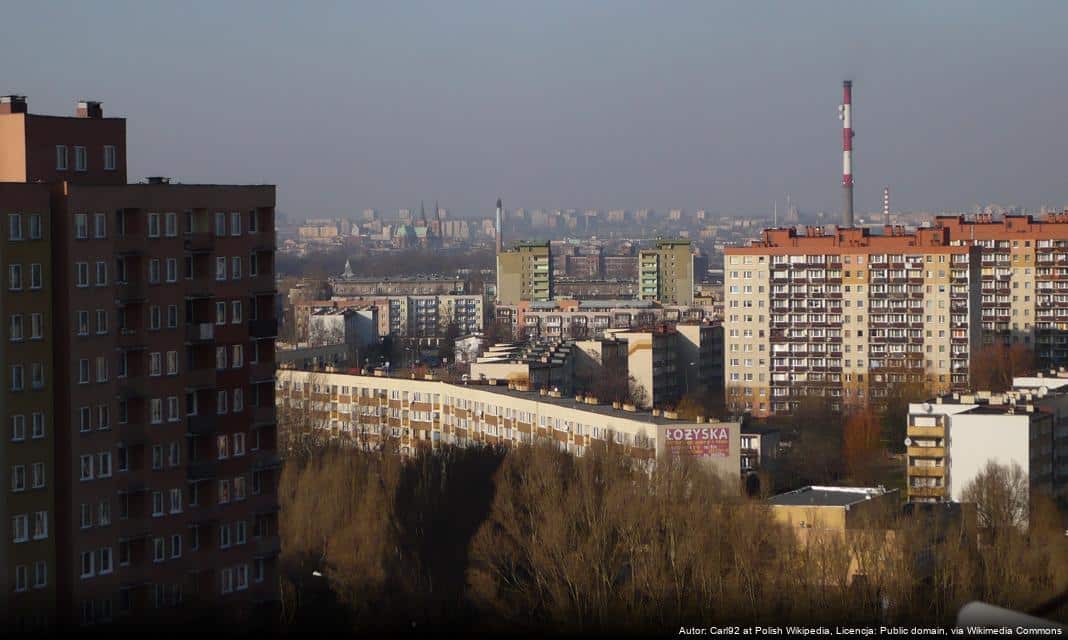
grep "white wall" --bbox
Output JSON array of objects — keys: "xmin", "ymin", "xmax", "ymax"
[{"xmin": 947, "ymin": 413, "xmax": 1031, "ymax": 502}]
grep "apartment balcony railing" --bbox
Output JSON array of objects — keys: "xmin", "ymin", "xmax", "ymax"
[
  {"xmin": 187, "ymin": 460, "xmax": 218, "ymax": 481},
  {"xmin": 184, "ymin": 232, "xmax": 215, "ymax": 253},
  {"xmin": 249, "ymin": 318, "xmax": 278, "ymax": 339},
  {"xmin": 185, "ymin": 322, "xmax": 215, "ymax": 344},
  {"xmin": 187, "ymin": 415, "xmax": 216, "ymax": 437}
]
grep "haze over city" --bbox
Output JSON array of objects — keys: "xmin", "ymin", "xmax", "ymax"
[{"xmin": 7, "ymin": 1, "xmax": 1068, "ymax": 218}]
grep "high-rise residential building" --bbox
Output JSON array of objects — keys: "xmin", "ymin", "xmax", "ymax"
[
  {"xmin": 936, "ymin": 213, "xmax": 1068, "ymax": 366},
  {"xmin": 724, "ymin": 226, "xmax": 981, "ymax": 417},
  {"xmin": 638, "ymin": 240, "xmax": 693, "ymax": 305},
  {"xmin": 1, "ymin": 183, "xmax": 56, "ymax": 629},
  {"xmin": 496, "ymin": 241, "xmax": 551, "ymax": 305},
  {"xmin": 0, "ymin": 96, "xmax": 279, "ymax": 629}
]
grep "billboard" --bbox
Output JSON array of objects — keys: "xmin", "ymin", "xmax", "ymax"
[{"xmin": 664, "ymin": 425, "xmax": 730, "ymax": 458}]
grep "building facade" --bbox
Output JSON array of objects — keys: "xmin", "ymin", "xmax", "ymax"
[
  {"xmin": 639, "ymin": 239, "xmax": 693, "ymax": 305},
  {"xmin": 0, "ymin": 96, "xmax": 280, "ymax": 628},
  {"xmin": 724, "ymin": 226, "xmax": 981, "ymax": 416},
  {"xmin": 496, "ymin": 241, "xmax": 551, "ymax": 305}
]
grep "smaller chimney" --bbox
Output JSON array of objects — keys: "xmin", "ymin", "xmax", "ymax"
[
  {"xmin": 76, "ymin": 101, "xmax": 103, "ymax": 119},
  {"xmin": 146, "ymin": 176, "xmax": 171, "ymax": 185},
  {"xmin": 0, "ymin": 95, "xmax": 27, "ymax": 115}
]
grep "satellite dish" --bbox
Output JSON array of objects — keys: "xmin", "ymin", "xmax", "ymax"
[
  {"xmin": 923, "ymin": 402, "xmax": 932, "ymax": 413},
  {"xmin": 904, "ymin": 437, "xmax": 913, "ymax": 447}
]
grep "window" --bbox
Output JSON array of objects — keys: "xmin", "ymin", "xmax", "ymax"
[
  {"xmin": 150, "ymin": 305, "xmax": 161, "ymax": 330},
  {"xmin": 165, "ymin": 212, "xmax": 177, "ymax": 237},
  {"xmin": 216, "ymin": 301, "xmax": 227, "ymax": 325},
  {"xmin": 10, "ymin": 364, "xmax": 24, "ymax": 391},
  {"xmin": 28, "ymin": 214, "xmax": 41, "ymax": 240},
  {"xmin": 215, "ymin": 257, "xmax": 226, "ymax": 281},
  {"xmin": 31, "ymin": 362, "xmax": 44, "ymax": 389},
  {"xmin": 31, "ymin": 462, "xmax": 44, "ymax": 488},
  {"xmin": 171, "ymin": 533, "xmax": 182, "ymax": 558},
  {"xmin": 31, "ymin": 413, "xmax": 43, "ymax": 439},
  {"xmin": 217, "ymin": 389, "xmax": 228, "ymax": 415},
  {"xmin": 80, "ymin": 551, "xmax": 94, "ymax": 578},
  {"xmin": 215, "ymin": 212, "xmax": 227, "ymax": 237},
  {"xmin": 165, "ymin": 258, "xmax": 177, "ymax": 282},
  {"xmin": 153, "ymin": 537, "xmax": 165, "ymax": 563},
  {"xmin": 11, "ymin": 465, "xmax": 25, "ymax": 491},
  {"xmin": 76, "ymin": 310, "xmax": 89, "ymax": 336},
  {"xmin": 56, "ymin": 145, "xmax": 68, "ymax": 171},
  {"xmin": 93, "ymin": 212, "xmax": 107, "ymax": 238},
  {"xmin": 230, "ymin": 212, "xmax": 242, "ymax": 236},
  {"xmin": 96, "ymin": 452, "xmax": 112, "ymax": 478},
  {"xmin": 30, "ymin": 263, "xmax": 41, "ymax": 289},
  {"xmin": 97, "ymin": 405, "xmax": 110, "ymax": 430},
  {"xmin": 235, "ymin": 520, "xmax": 247, "ymax": 544},
  {"xmin": 231, "ymin": 256, "xmax": 242, "ymax": 280},
  {"xmin": 95, "ymin": 356, "xmax": 108, "ymax": 382},
  {"xmin": 32, "ymin": 511, "xmax": 47, "ymax": 540},
  {"xmin": 97, "ymin": 547, "xmax": 113, "ymax": 575},
  {"xmin": 152, "ymin": 491, "xmax": 164, "ymax": 517},
  {"xmin": 149, "ymin": 258, "xmax": 161, "ymax": 283},
  {"xmin": 235, "ymin": 565, "xmax": 249, "ymax": 591},
  {"xmin": 81, "ymin": 504, "xmax": 92, "ymax": 529},
  {"xmin": 217, "ymin": 434, "xmax": 229, "ymax": 459},
  {"xmin": 30, "ymin": 313, "xmax": 42, "ymax": 340},
  {"xmin": 74, "ymin": 213, "xmax": 88, "ymax": 239},
  {"xmin": 249, "ymin": 209, "xmax": 259, "ymax": 233},
  {"xmin": 8, "ymin": 263, "xmax": 22, "ymax": 290},
  {"xmin": 74, "ymin": 146, "xmax": 87, "ymax": 172},
  {"xmin": 11, "ymin": 415, "xmax": 26, "ymax": 441},
  {"xmin": 167, "ymin": 396, "xmax": 179, "ymax": 422},
  {"xmin": 150, "ymin": 398, "xmax": 163, "ymax": 424},
  {"xmin": 234, "ymin": 476, "xmax": 247, "ymax": 501},
  {"xmin": 166, "ymin": 351, "xmax": 178, "ymax": 375},
  {"xmin": 95, "ymin": 309, "xmax": 107, "ymax": 335},
  {"xmin": 14, "ymin": 565, "xmax": 27, "ymax": 592},
  {"xmin": 220, "ymin": 523, "xmax": 232, "ymax": 549},
  {"xmin": 8, "ymin": 213, "xmax": 22, "ymax": 240},
  {"xmin": 104, "ymin": 145, "xmax": 116, "ymax": 171},
  {"xmin": 152, "ymin": 445, "xmax": 163, "ymax": 470},
  {"xmin": 167, "ymin": 304, "xmax": 178, "ymax": 328},
  {"xmin": 250, "ymin": 252, "xmax": 259, "ymax": 276},
  {"xmin": 233, "ymin": 432, "xmax": 246, "ymax": 457},
  {"xmin": 169, "ymin": 488, "xmax": 182, "ymax": 514},
  {"xmin": 33, "ymin": 560, "xmax": 47, "ymax": 589},
  {"xmin": 79, "ymin": 407, "xmax": 91, "ymax": 432},
  {"xmin": 9, "ymin": 313, "xmax": 23, "ymax": 341},
  {"xmin": 98, "ymin": 500, "xmax": 110, "ymax": 526},
  {"xmin": 78, "ymin": 359, "xmax": 89, "ymax": 383},
  {"xmin": 232, "ymin": 300, "xmax": 243, "ymax": 324},
  {"xmin": 168, "ymin": 441, "xmax": 181, "ymax": 467},
  {"xmin": 75, "ymin": 262, "xmax": 89, "ymax": 287},
  {"xmin": 232, "ymin": 344, "xmax": 243, "ymax": 368},
  {"xmin": 148, "ymin": 213, "xmax": 161, "ymax": 238},
  {"xmin": 12, "ymin": 514, "xmax": 29, "ymax": 542},
  {"xmin": 218, "ymin": 479, "xmax": 231, "ymax": 504},
  {"xmin": 233, "ymin": 387, "xmax": 244, "ymax": 412},
  {"xmin": 216, "ymin": 346, "xmax": 227, "ymax": 370},
  {"xmin": 150, "ymin": 352, "xmax": 162, "ymax": 376},
  {"xmin": 221, "ymin": 568, "xmax": 234, "ymax": 594}
]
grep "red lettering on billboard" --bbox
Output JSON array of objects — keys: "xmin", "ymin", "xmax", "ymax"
[{"xmin": 664, "ymin": 426, "xmax": 730, "ymax": 458}]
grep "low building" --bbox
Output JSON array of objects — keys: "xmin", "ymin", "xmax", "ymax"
[
  {"xmin": 607, "ymin": 327, "xmax": 681, "ymax": 410},
  {"xmin": 330, "ymin": 274, "xmax": 466, "ymax": 297},
  {"xmin": 741, "ymin": 425, "xmax": 781, "ymax": 493},
  {"xmin": 276, "ymin": 343, "xmax": 354, "ymax": 369},
  {"xmin": 453, "ymin": 333, "xmax": 487, "ymax": 365},
  {"xmin": 275, "ymin": 368, "xmax": 741, "ymax": 484},
  {"xmin": 470, "ymin": 341, "xmax": 576, "ymax": 394},
  {"xmin": 906, "ymin": 379, "xmax": 1066, "ymax": 509},
  {"xmin": 308, "ymin": 306, "xmax": 378, "ymax": 349}
]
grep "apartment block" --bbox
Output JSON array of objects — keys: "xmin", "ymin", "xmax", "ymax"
[
  {"xmin": 497, "ymin": 299, "xmax": 711, "ymax": 341},
  {"xmin": 329, "ymin": 274, "xmax": 465, "ymax": 297},
  {"xmin": 905, "ymin": 382, "xmax": 1064, "ymax": 510},
  {"xmin": 295, "ymin": 294, "xmax": 483, "ymax": 344},
  {"xmin": 606, "ymin": 327, "xmax": 681, "ymax": 410},
  {"xmin": 1, "ymin": 183, "xmax": 56, "ymax": 628},
  {"xmin": 496, "ymin": 241, "xmax": 551, "ymax": 305},
  {"xmin": 276, "ymin": 368, "xmax": 741, "ymax": 484},
  {"xmin": 638, "ymin": 239, "xmax": 693, "ymax": 305},
  {"xmin": 724, "ymin": 226, "xmax": 981, "ymax": 416},
  {"xmin": 936, "ymin": 213, "xmax": 1068, "ymax": 365},
  {"xmin": 0, "ymin": 96, "xmax": 280, "ymax": 628}
]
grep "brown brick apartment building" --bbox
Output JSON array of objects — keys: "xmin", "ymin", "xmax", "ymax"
[{"xmin": 0, "ymin": 95, "xmax": 279, "ymax": 629}]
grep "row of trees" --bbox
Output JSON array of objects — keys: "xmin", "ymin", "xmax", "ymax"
[{"xmin": 277, "ymin": 443, "xmax": 1068, "ymax": 633}]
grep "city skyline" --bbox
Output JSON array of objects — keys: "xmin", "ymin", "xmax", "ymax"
[{"xmin": 7, "ymin": 2, "xmax": 1068, "ymax": 218}]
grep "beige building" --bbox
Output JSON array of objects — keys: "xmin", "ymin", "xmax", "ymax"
[
  {"xmin": 496, "ymin": 241, "xmax": 551, "ymax": 305},
  {"xmin": 639, "ymin": 239, "xmax": 693, "ymax": 305},
  {"xmin": 276, "ymin": 368, "xmax": 741, "ymax": 485},
  {"xmin": 724, "ymin": 226, "xmax": 981, "ymax": 416},
  {"xmin": 607, "ymin": 327, "xmax": 681, "ymax": 410}
]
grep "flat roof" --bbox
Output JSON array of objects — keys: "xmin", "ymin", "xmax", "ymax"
[{"xmin": 768, "ymin": 486, "xmax": 892, "ymax": 508}]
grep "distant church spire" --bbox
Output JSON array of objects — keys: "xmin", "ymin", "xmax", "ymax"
[{"xmin": 342, "ymin": 258, "xmax": 355, "ymax": 279}]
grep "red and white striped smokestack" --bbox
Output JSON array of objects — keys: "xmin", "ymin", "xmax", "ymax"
[
  {"xmin": 839, "ymin": 80, "xmax": 854, "ymax": 227},
  {"xmin": 495, "ymin": 197, "xmax": 503, "ymax": 253}
]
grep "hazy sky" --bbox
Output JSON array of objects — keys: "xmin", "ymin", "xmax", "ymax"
[{"xmin": 7, "ymin": 1, "xmax": 1068, "ymax": 218}]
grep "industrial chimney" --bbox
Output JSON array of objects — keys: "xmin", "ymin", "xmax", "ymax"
[
  {"xmin": 883, "ymin": 186, "xmax": 890, "ymax": 226},
  {"xmin": 495, "ymin": 197, "xmax": 503, "ymax": 253},
  {"xmin": 839, "ymin": 81, "xmax": 854, "ymax": 227}
]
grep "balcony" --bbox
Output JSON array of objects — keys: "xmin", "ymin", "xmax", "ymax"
[
  {"xmin": 250, "ymin": 361, "xmax": 275, "ymax": 383},
  {"xmin": 250, "ymin": 274, "xmax": 277, "ymax": 296},
  {"xmin": 114, "ymin": 234, "xmax": 145, "ymax": 256},
  {"xmin": 117, "ymin": 376, "xmax": 149, "ymax": 400},
  {"xmin": 186, "ymin": 414, "xmax": 216, "ymax": 437},
  {"xmin": 184, "ymin": 233, "xmax": 214, "ymax": 253},
  {"xmin": 252, "ymin": 406, "xmax": 277, "ymax": 427},
  {"xmin": 907, "ymin": 446, "xmax": 945, "ymax": 458},
  {"xmin": 185, "ymin": 322, "xmax": 215, "ymax": 344},
  {"xmin": 249, "ymin": 318, "xmax": 278, "ymax": 339},
  {"xmin": 254, "ymin": 535, "xmax": 282, "ymax": 558},
  {"xmin": 252, "ymin": 451, "xmax": 282, "ymax": 471},
  {"xmin": 185, "ymin": 368, "xmax": 216, "ymax": 390},
  {"xmin": 252, "ymin": 230, "xmax": 277, "ymax": 253},
  {"xmin": 908, "ymin": 466, "xmax": 946, "ymax": 478},
  {"xmin": 187, "ymin": 460, "xmax": 217, "ymax": 481},
  {"xmin": 908, "ymin": 486, "xmax": 946, "ymax": 498},
  {"xmin": 116, "ymin": 281, "xmax": 146, "ymax": 305},
  {"xmin": 118, "ymin": 422, "xmax": 146, "ymax": 446}
]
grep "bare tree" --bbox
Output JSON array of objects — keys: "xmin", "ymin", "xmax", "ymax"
[{"xmin": 961, "ymin": 460, "xmax": 1029, "ymax": 533}]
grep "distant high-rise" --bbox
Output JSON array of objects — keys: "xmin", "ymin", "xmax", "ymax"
[
  {"xmin": 496, "ymin": 242, "xmax": 551, "ymax": 305},
  {"xmin": 638, "ymin": 239, "xmax": 694, "ymax": 305}
]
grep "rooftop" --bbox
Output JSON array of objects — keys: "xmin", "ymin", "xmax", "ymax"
[{"xmin": 768, "ymin": 486, "xmax": 893, "ymax": 508}]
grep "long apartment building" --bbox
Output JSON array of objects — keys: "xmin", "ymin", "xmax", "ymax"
[
  {"xmin": 293, "ymin": 293, "xmax": 484, "ymax": 344},
  {"xmin": 497, "ymin": 299, "xmax": 711, "ymax": 341},
  {"xmin": 936, "ymin": 213, "xmax": 1068, "ymax": 365},
  {"xmin": 905, "ymin": 375, "xmax": 1068, "ymax": 509},
  {"xmin": 276, "ymin": 367, "xmax": 741, "ymax": 484},
  {"xmin": 0, "ymin": 96, "xmax": 280, "ymax": 628},
  {"xmin": 724, "ymin": 226, "xmax": 980, "ymax": 416}
]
